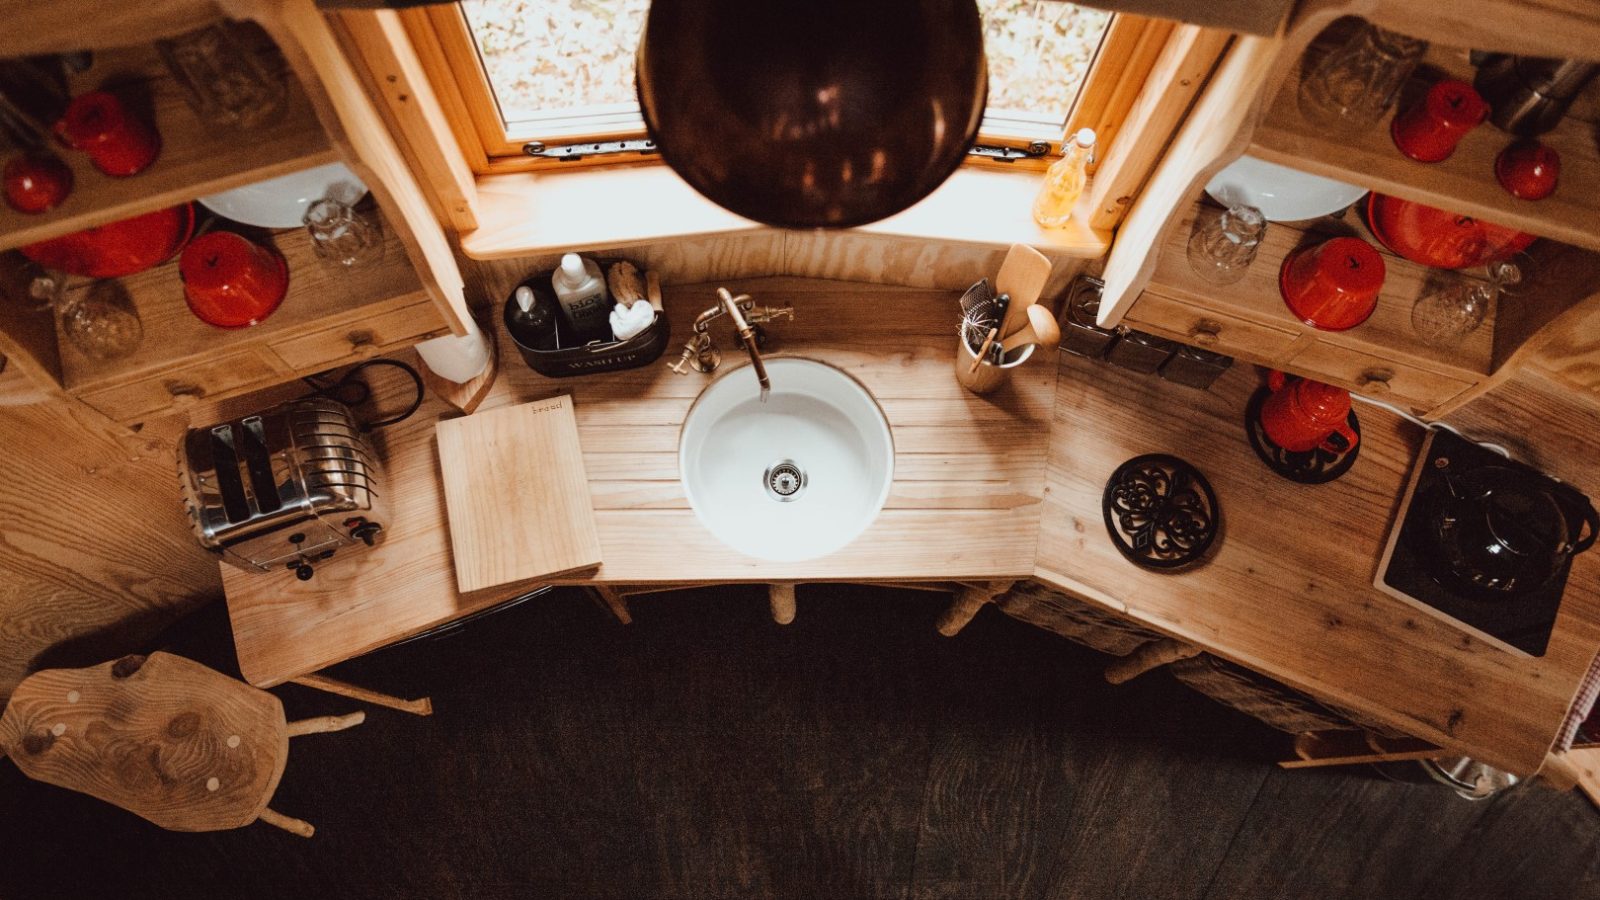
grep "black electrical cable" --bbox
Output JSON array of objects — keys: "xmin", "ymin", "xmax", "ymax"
[{"xmin": 301, "ymin": 358, "xmax": 425, "ymax": 432}]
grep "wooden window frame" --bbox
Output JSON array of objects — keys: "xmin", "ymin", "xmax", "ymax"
[{"xmin": 406, "ymin": 3, "xmax": 1167, "ymax": 176}]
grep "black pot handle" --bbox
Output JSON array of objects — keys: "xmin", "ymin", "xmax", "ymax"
[{"xmin": 1574, "ymin": 497, "xmax": 1600, "ymax": 555}]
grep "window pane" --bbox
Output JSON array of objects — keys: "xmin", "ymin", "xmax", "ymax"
[
  {"xmin": 459, "ymin": 0, "xmax": 649, "ymax": 136},
  {"xmin": 980, "ymin": 0, "xmax": 1113, "ymax": 130},
  {"xmin": 459, "ymin": 0, "xmax": 1112, "ymax": 143}
]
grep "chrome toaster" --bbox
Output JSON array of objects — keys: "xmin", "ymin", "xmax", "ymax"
[{"xmin": 178, "ymin": 397, "xmax": 388, "ymax": 580}]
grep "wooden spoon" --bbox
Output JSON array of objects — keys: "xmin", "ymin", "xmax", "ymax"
[
  {"xmin": 999, "ymin": 304, "xmax": 1061, "ymax": 354},
  {"xmin": 994, "ymin": 243, "xmax": 1052, "ymax": 338}
]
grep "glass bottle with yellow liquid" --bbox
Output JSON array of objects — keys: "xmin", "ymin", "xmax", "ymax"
[{"xmin": 1032, "ymin": 128, "xmax": 1096, "ymax": 228}]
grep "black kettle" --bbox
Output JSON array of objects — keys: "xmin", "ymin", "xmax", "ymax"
[{"xmin": 1430, "ymin": 465, "xmax": 1599, "ymax": 597}]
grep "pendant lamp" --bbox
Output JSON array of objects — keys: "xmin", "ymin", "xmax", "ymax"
[{"xmin": 636, "ymin": 0, "xmax": 988, "ymax": 229}]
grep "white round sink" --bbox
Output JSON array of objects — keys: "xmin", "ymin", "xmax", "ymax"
[{"xmin": 679, "ymin": 358, "xmax": 893, "ymax": 562}]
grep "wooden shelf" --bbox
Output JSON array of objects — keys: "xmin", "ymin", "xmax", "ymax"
[
  {"xmin": 1250, "ymin": 48, "xmax": 1600, "ymax": 254},
  {"xmin": 0, "ymin": 36, "xmax": 339, "ymax": 252},
  {"xmin": 1150, "ymin": 198, "xmax": 1496, "ymax": 379},
  {"xmin": 57, "ymin": 210, "xmax": 428, "ymax": 394}
]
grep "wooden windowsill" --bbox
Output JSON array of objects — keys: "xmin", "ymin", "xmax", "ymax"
[{"xmin": 459, "ymin": 164, "xmax": 1111, "ymax": 260}]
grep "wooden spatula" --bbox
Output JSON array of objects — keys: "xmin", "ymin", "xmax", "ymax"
[
  {"xmin": 994, "ymin": 243, "xmax": 1052, "ymax": 339},
  {"xmin": 999, "ymin": 304, "xmax": 1062, "ymax": 354}
]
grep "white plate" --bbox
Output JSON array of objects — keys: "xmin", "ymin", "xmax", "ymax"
[
  {"xmin": 199, "ymin": 162, "xmax": 368, "ymax": 229},
  {"xmin": 1204, "ymin": 155, "xmax": 1367, "ymax": 222}
]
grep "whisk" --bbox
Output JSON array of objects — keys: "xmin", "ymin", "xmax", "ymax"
[{"xmin": 958, "ymin": 278, "xmax": 1010, "ymax": 369}]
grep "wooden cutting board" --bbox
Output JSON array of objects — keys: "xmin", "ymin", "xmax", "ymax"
[{"xmin": 436, "ymin": 395, "xmax": 602, "ymax": 592}]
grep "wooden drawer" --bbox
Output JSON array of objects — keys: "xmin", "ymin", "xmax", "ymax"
[
  {"xmin": 1287, "ymin": 341, "xmax": 1476, "ymax": 411},
  {"xmin": 1125, "ymin": 291, "xmax": 1300, "ymax": 362},
  {"xmin": 269, "ymin": 299, "xmax": 448, "ymax": 372},
  {"xmin": 78, "ymin": 348, "xmax": 289, "ymax": 422}
]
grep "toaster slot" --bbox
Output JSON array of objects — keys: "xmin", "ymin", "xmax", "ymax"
[
  {"xmin": 208, "ymin": 425, "xmax": 253, "ymax": 524},
  {"xmin": 239, "ymin": 416, "xmax": 283, "ymax": 515}
]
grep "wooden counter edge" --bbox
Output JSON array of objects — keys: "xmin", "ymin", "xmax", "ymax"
[{"xmin": 1030, "ymin": 563, "xmax": 1558, "ymax": 776}]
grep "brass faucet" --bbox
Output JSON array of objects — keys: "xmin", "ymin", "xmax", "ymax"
[{"xmin": 669, "ymin": 287, "xmax": 794, "ymax": 401}]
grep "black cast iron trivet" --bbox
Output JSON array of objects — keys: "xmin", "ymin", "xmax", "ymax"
[{"xmin": 1102, "ymin": 453, "xmax": 1220, "ymax": 570}]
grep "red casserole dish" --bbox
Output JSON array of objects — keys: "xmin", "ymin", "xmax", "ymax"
[
  {"xmin": 20, "ymin": 203, "xmax": 196, "ymax": 278},
  {"xmin": 1365, "ymin": 193, "xmax": 1535, "ymax": 270}
]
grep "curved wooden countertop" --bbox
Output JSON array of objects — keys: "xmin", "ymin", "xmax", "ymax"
[
  {"xmin": 224, "ymin": 278, "xmax": 1056, "ymax": 684},
  {"xmin": 221, "ymin": 276, "xmax": 1600, "ymax": 776}
]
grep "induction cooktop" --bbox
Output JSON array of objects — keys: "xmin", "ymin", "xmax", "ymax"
[{"xmin": 1375, "ymin": 429, "xmax": 1589, "ymax": 658}]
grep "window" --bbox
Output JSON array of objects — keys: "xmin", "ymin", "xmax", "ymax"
[{"xmin": 419, "ymin": 1, "xmax": 1133, "ymax": 172}]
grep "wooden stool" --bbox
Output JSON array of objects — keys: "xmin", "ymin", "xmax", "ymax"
[{"xmin": 0, "ymin": 652, "xmax": 364, "ymax": 838}]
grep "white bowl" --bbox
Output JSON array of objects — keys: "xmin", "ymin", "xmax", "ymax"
[
  {"xmin": 199, "ymin": 162, "xmax": 368, "ymax": 229},
  {"xmin": 1204, "ymin": 155, "xmax": 1367, "ymax": 222}
]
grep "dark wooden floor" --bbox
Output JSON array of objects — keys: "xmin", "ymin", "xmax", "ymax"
[{"xmin": 1, "ymin": 585, "xmax": 1597, "ymax": 900}]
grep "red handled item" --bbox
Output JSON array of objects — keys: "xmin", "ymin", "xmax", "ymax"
[
  {"xmin": 1390, "ymin": 80, "xmax": 1487, "ymax": 163},
  {"xmin": 1260, "ymin": 370, "xmax": 1359, "ymax": 454},
  {"xmin": 180, "ymin": 231, "xmax": 289, "ymax": 329},
  {"xmin": 1279, "ymin": 236, "xmax": 1386, "ymax": 331},
  {"xmin": 54, "ymin": 91, "xmax": 160, "ymax": 177}
]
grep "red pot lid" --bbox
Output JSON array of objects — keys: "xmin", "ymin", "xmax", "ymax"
[{"xmin": 1294, "ymin": 377, "xmax": 1354, "ymax": 425}]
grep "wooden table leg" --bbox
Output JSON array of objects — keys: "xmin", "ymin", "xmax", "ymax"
[
  {"xmin": 258, "ymin": 807, "xmax": 315, "ymax": 838},
  {"xmin": 936, "ymin": 580, "xmax": 1015, "ymax": 637},
  {"xmin": 769, "ymin": 583, "xmax": 797, "ymax": 625},
  {"xmin": 290, "ymin": 673, "xmax": 433, "ymax": 717},
  {"xmin": 287, "ymin": 711, "xmax": 367, "ymax": 737},
  {"xmin": 1104, "ymin": 638, "xmax": 1201, "ymax": 684}
]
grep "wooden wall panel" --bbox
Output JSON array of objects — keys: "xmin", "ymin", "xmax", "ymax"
[
  {"xmin": 0, "ymin": 368, "xmax": 220, "ymax": 699},
  {"xmin": 462, "ymin": 233, "xmax": 786, "ymax": 309},
  {"xmin": 781, "ymin": 232, "xmax": 1086, "ymax": 305},
  {"xmin": 463, "ymin": 231, "xmax": 1090, "ymax": 313}
]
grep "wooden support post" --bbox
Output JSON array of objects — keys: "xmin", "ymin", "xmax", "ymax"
[
  {"xmin": 286, "ymin": 711, "xmax": 367, "ymax": 737},
  {"xmin": 936, "ymin": 581, "xmax": 1015, "ymax": 637},
  {"xmin": 258, "ymin": 807, "xmax": 316, "ymax": 838},
  {"xmin": 1278, "ymin": 731, "xmax": 1441, "ymax": 770},
  {"xmin": 290, "ymin": 673, "xmax": 433, "ymax": 717},
  {"xmin": 588, "ymin": 586, "xmax": 633, "ymax": 625},
  {"xmin": 1104, "ymin": 638, "xmax": 1202, "ymax": 684},
  {"xmin": 769, "ymin": 583, "xmax": 797, "ymax": 625}
]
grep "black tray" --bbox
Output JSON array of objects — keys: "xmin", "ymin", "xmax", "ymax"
[{"xmin": 502, "ymin": 260, "xmax": 671, "ymax": 378}]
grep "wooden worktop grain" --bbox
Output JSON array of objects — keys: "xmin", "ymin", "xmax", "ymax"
[
  {"xmin": 1033, "ymin": 352, "xmax": 1600, "ymax": 775},
  {"xmin": 223, "ymin": 278, "xmax": 1055, "ymax": 686},
  {"xmin": 221, "ymin": 274, "xmax": 1600, "ymax": 775}
]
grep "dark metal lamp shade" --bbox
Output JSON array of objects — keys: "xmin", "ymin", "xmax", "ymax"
[{"xmin": 636, "ymin": 0, "xmax": 988, "ymax": 229}]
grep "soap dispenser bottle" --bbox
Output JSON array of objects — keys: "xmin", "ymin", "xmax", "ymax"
[
  {"xmin": 505, "ymin": 284, "xmax": 559, "ymax": 351},
  {"xmin": 552, "ymin": 252, "xmax": 613, "ymax": 343},
  {"xmin": 1032, "ymin": 128, "xmax": 1095, "ymax": 228}
]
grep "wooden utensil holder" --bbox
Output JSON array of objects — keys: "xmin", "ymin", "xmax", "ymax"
[{"xmin": 955, "ymin": 330, "xmax": 1035, "ymax": 394}]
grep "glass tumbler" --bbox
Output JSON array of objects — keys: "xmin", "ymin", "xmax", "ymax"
[
  {"xmin": 1411, "ymin": 254, "xmax": 1534, "ymax": 349},
  {"xmin": 59, "ymin": 280, "xmax": 142, "ymax": 361},
  {"xmin": 1187, "ymin": 204, "xmax": 1266, "ymax": 285},
  {"xmin": 304, "ymin": 198, "xmax": 384, "ymax": 268},
  {"xmin": 157, "ymin": 21, "xmax": 287, "ymax": 131},
  {"xmin": 1299, "ymin": 24, "xmax": 1428, "ymax": 132}
]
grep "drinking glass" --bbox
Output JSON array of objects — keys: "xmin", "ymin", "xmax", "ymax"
[
  {"xmin": 304, "ymin": 198, "xmax": 383, "ymax": 268},
  {"xmin": 1299, "ymin": 24, "xmax": 1428, "ymax": 132},
  {"xmin": 59, "ymin": 280, "xmax": 142, "ymax": 361},
  {"xmin": 1414, "ymin": 261, "xmax": 1523, "ymax": 349},
  {"xmin": 157, "ymin": 21, "xmax": 287, "ymax": 131},
  {"xmin": 1187, "ymin": 203, "xmax": 1266, "ymax": 285}
]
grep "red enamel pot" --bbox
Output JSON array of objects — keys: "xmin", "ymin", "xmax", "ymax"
[
  {"xmin": 20, "ymin": 203, "xmax": 195, "ymax": 278},
  {"xmin": 1365, "ymin": 193, "xmax": 1536, "ymax": 269}
]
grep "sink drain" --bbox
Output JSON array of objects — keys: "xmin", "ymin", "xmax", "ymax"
[{"xmin": 764, "ymin": 460, "xmax": 807, "ymax": 502}]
